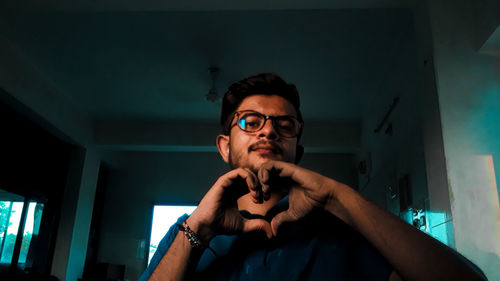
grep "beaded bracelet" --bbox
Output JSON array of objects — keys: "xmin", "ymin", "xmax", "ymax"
[
  {"xmin": 178, "ymin": 221, "xmax": 205, "ymax": 249},
  {"xmin": 177, "ymin": 220, "xmax": 218, "ymax": 256}
]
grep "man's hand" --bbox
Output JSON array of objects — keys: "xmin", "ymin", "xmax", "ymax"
[
  {"xmin": 187, "ymin": 168, "xmax": 273, "ymax": 242},
  {"xmin": 256, "ymin": 161, "xmax": 349, "ymax": 236}
]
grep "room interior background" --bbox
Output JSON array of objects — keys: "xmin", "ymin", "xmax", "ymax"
[{"xmin": 0, "ymin": 0, "xmax": 499, "ymax": 280}]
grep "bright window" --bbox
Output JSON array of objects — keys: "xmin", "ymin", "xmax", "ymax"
[
  {"xmin": 0, "ymin": 201, "xmax": 23, "ymax": 263},
  {"xmin": 148, "ymin": 205, "xmax": 196, "ymax": 265},
  {"xmin": 0, "ymin": 198, "xmax": 44, "ymax": 265},
  {"xmin": 19, "ymin": 202, "xmax": 44, "ymax": 264}
]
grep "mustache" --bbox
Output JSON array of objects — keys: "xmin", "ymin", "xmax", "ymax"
[{"xmin": 248, "ymin": 141, "xmax": 283, "ymax": 154}]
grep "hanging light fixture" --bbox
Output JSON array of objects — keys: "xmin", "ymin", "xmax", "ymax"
[{"xmin": 206, "ymin": 67, "xmax": 220, "ymax": 102}]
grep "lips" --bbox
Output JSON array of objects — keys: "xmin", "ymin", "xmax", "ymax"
[
  {"xmin": 254, "ymin": 147, "xmax": 275, "ymax": 153},
  {"xmin": 249, "ymin": 142, "xmax": 282, "ymax": 154}
]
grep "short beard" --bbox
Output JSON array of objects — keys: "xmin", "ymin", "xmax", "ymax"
[
  {"xmin": 228, "ymin": 148, "xmax": 236, "ymax": 169},
  {"xmin": 228, "ymin": 143, "xmax": 259, "ymax": 174}
]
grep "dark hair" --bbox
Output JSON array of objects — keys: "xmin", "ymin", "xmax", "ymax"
[{"xmin": 220, "ymin": 73, "xmax": 303, "ymax": 137}]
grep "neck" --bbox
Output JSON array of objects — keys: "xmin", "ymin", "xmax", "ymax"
[{"xmin": 237, "ymin": 191, "xmax": 285, "ymax": 216}]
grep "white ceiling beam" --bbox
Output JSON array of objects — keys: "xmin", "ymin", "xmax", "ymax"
[{"xmin": 94, "ymin": 119, "xmax": 360, "ymax": 153}]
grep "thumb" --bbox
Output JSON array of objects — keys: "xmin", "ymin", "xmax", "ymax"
[
  {"xmin": 242, "ymin": 218, "xmax": 272, "ymax": 239},
  {"xmin": 270, "ymin": 210, "xmax": 296, "ymax": 237}
]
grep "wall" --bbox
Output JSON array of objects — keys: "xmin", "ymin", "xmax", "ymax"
[
  {"xmin": 0, "ymin": 32, "xmax": 100, "ymax": 281},
  {"xmin": 426, "ymin": 0, "xmax": 500, "ymax": 279},
  {"xmin": 357, "ymin": 16, "xmax": 430, "ymax": 221},
  {"xmin": 51, "ymin": 148, "xmax": 100, "ymax": 281},
  {"xmin": 411, "ymin": 0, "xmax": 457, "ymax": 248},
  {"xmin": 0, "ymin": 96, "xmax": 74, "ymax": 275},
  {"xmin": 97, "ymin": 151, "xmax": 358, "ymax": 281}
]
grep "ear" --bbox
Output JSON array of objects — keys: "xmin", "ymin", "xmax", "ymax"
[
  {"xmin": 216, "ymin": 134, "xmax": 230, "ymax": 163},
  {"xmin": 294, "ymin": 144, "xmax": 304, "ymax": 164}
]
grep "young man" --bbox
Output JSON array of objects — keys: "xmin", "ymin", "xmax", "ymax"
[{"xmin": 140, "ymin": 74, "xmax": 486, "ymax": 281}]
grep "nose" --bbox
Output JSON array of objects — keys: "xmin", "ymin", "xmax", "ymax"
[{"xmin": 258, "ymin": 118, "xmax": 278, "ymax": 139}]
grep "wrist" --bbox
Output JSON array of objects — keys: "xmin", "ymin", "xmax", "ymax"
[
  {"xmin": 324, "ymin": 181, "xmax": 358, "ymax": 226},
  {"xmin": 185, "ymin": 213, "xmax": 215, "ymax": 242}
]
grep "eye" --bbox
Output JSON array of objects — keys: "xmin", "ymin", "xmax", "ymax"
[
  {"xmin": 246, "ymin": 121, "xmax": 259, "ymax": 128},
  {"xmin": 277, "ymin": 118, "xmax": 295, "ymax": 132},
  {"xmin": 240, "ymin": 114, "xmax": 263, "ymax": 130}
]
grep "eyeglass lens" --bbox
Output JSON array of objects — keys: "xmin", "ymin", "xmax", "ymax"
[{"xmin": 237, "ymin": 112, "xmax": 299, "ymax": 137}]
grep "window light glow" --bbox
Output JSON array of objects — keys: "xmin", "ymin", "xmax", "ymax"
[{"xmin": 148, "ymin": 205, "xmax": 196, "ymax": 265}]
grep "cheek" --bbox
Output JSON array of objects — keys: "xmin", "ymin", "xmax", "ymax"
[
  {"xmin": 283, "ymin": 142, "xmax": 298, "ymax": 161},
  {"xmin": 228, "ymin": 138, "xmax": 249, "ymax": 161},
  {"xmin": 229, "ymin": 133, "xmax": 250, "ymax": 153}
]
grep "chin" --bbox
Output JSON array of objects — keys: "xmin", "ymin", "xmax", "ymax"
[
  {"xmin": 233, "ymin": 154, "xmax": 288, "ymax": 172},
  {"xmin": 252, "ymin": 154, "xmax": 282, "ymax": 167}
]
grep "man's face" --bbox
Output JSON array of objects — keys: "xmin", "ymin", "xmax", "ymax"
[{"xmin": 225, "ymin": 94, "xmax": 298, "ymax": 172}]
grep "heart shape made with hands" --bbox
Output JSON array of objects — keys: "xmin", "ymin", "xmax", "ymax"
[
  {"xmin": 251, "ymin": 161, "xmax": 334, "ymax": 238},
  {"xmin": 237, "ymin": 166, "xmax": 301, "ymax": 238},
  {"xmin": 211, "ymin": 168, "xmax": 291, "ymax": 239},
  {"xmin": 193, "ymin": 161, "xmax": 331, "ymax": 241}
]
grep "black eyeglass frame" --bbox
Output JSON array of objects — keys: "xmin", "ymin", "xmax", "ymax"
[{"xmin": 230, "ymin": 110, "xmax": 303, "ymax": 138}]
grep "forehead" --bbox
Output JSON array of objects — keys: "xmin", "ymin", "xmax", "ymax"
[{"xmin": 236, "ymin": 95, "xmax": 297, "ymax": 116}]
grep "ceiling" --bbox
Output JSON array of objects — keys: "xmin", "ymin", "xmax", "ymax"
[
  {"xmin": 0, "ymin": 1, "xmax": 417, "ymax": 151},
  {"xmin": 0, "ymin": 0, "xmax": 414, "ymax": 12}
]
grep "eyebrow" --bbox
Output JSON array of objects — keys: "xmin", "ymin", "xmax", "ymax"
[{"xmin": 235, "ymin": 110, "xmax": 297, "ymax": 118}]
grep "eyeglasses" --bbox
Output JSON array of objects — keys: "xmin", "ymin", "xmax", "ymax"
[{"xmin": 232, "ymin": 110, "xmax": 303, "ymax": 138}]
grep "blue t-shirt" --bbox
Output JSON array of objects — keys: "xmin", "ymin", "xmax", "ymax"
[{"xmin": 139, "ymin": 198, "xmax": 392, "ymax": 281}]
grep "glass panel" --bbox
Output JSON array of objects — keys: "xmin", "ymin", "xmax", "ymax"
[
  {"xmin": 148, "ymin": 205, "xmax": 196, "ymax": 265},
  {"xmin": 18, "ymin": 202, "xmax": 44, "ymax": 264},
  {"xmin": 0, "ymin": 201, "xmax": 24, "ymax": 263},
  {"xmin": 0, "ymin": 201, "xmax": 12, "ymax": 257}
]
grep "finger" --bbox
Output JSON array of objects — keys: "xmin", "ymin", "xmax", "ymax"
[
  {"xmin": 258, "ymin": 163, "xmax": 271, "ymax": 184},
  {"xmin": 262, "ymin": 186, "xmax": 271, "ymax": 201},
  {"xmin": 228, "ymin": 168, "xmax": 255, "ymax": 188},
  {"xmin": 244, "ymin": 168, "xmax": 258, "ymax": 190},
  {"xmin": 258, "ymin": 161, "xmax": 294, "ymax": 196},
  {"xmin": 217, "ymin": 168, "xmax": 258, "ymax": 199},
  {"xmin": 260, "ymin": 161, "xmax": 305, "ymax": 192},
  {"xmin": 270, "ymin": 210, "xmax": 296, "ymax": 237},
  {"xmin": 257, "ymin": 167, "xmax": 271, "ymax": 201},
  {"xmin": 266, "ymin": 161, "xmax": 295, "ymax": 178},
  {"xmin": 261, "ymin": 181, "xmax": 272, "ymax": 201},
  {"xmin": 244, "ymin": 168, "xmax": 261, "ymax": 202},
  {"xmin": 243, "ymin": 168, "xmax": 258, "ymax": 191},
  {"xmin": 258, "ymin": 161, "xmax": 292, "ymax": 183},
  {"xmin": 242, "ymin": 218, "xmax": 272, "ymax": 239},
  {"xmin": 220, "ymin": 168, "xmax": 251, "ymax": 185}
]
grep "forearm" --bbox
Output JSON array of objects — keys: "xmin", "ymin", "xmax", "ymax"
[
  {"xmin": 149, "ymin": 230, "xmax": 203, "ymax": 281},
  {"xmin": 327, "ymin": 183, "xmax": 486, "ymax": 281},
  {"xmin": 147, "ymin": 216, "xmax": 210, "ymax": 281}
]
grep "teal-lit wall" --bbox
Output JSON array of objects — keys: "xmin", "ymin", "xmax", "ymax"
[{"xmin": 428, "ymin": 0, "xmax": 500, "ymax": 280}]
